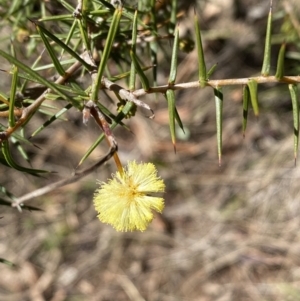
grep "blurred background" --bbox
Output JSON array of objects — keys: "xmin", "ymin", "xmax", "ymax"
[{"xmin": 1, "ymin": 0, "xmax": 300, "ymax": 300}]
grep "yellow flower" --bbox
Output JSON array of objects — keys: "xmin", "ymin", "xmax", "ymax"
[{"xmin": 93, "ymin": 161, "xmax": 165, "ymax": 232}]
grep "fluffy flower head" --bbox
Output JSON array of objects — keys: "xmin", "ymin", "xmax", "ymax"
[{"xmin": 94, "ymin": 161, "xmax": 165, "ymax": 232}]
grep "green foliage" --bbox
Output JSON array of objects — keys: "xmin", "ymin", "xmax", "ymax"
[{"xmin": 0, "ymin": 1, "xmax": 299, "ymax": 212}]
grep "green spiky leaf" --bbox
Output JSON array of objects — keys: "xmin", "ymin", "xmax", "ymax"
[
  {"xmin": 30, "ymin": 103, "xmax": 73, "ymax": 138},
  {"xmin": 35, "ymin": 23, "xmax": 66, "ymax": 76},
  {"xmin": 261, "ymin": 5, "xmax": 272, "ymax": 76},
  {"xmin": 0, "ymin": 50, "xmax": 72, "ymax": 102},
  {"xmin": 242, "ymin": 85, "xmax": 250, "ymax": 137},
  {"xmin": 289, "ymin": 84, "xmax": 299, "ymax": 165},
  {"xmin": 91, "ymin": 7, "xmax": 123, "ymax": 101},
  {"xmin": 1, "ymin": 140, "xmax": 49, "ymax": 176},
  {"xmin": 0, "ymin": 257, "xmax": 17, "ymax": 268},
  {"xmin": 275, "ymin": 43, "xmax": 286, "ymax": 80},
  {"xmin": 129, "ymin": 10, "xmax": 138, "ymax": 91},
  {"xmin": 247, "ymin": 79, "xmax": 259, "ymax": 117},
  {"xmin": 166, "ymin": 89, "xmax": 176, "ymax": 151},
  {"xmin": 168, "ymin": 25, "xmax": 179, "ymax": 85},
  {"xmin": 214, "ymin": 87, "xmax": 223, "ymax": 166},
  {"xmin": 9, "ymin": 66, "xmax": 18, "ymax": 127},
  {"xmin": 194, "ymin": 11, "xmax": 207, "ymax": 87},
  {"xmin": 130, "ymin": 50, "xmax": 150, "ymax": 91}
]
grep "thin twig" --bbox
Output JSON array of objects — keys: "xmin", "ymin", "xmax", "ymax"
[
  {"xmin": 131, "ymin": 75, "xmax": 300, "ymax": 97},
  {"xmin": 0, "ymin": 108, "xmax": 23, "ymax": 117},
  {"xmin": 102, "ymin": 78, "xmax": 155, "ymax": 117},
  {"xmin": 84, "ymin": 100, "xmax": 123, "ymax": 173},
  {"xmin": 73, "ymin": 0, "xmax": 83, "ymax": 18},
  {"xmin": 11, "ymin": 141, "xmax": 117, "ymax": 207}
]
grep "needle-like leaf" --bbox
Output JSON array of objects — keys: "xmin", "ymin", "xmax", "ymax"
[
  {"xmin": 247, "ymin": 79, "xmax": 259, "ymax": 117},
  {"xmin": 275, "ymin": 43, "xmax": 286, "ymax": 80},
  {"xmin": 166, "ymin": 89, "xmax": 176, "ymax": 152},
  {"xmin": 170, "ymin": 0, "xmax": 177, "ymax": 32},
  {"xmin": 168, "ymin": 25, "xmax": 179, "ymax": 85},
  {"xmin": 0, "ymin": 257, "xmax": 17, "ymax": 268},
  {"xmin": 35, "ymin": 24, "xmax": 66, "ymax": 76},
  {"xmin": 91, "ymin": 7, "xmax": 122, "ymax": 101},
  {"xmin": 30, "ymin": 20, "xmax": 94, "ymax": 71},
  {"xmin": 0, "ymin": 50, "xmax": 72, "ymax": 102},
  {"xmin": 129, "ymin": 10, "xmax": 138, "ymax": 91},
  {"xmin": 289, "ymin": 84, "xmax": 299, "ymax": 165},
  {"xmin": 174, "ymin": 107, "xmax": 185, "ymax": 135},
  {"xmin": 9, "ymin": 66, "xmax": 18, "ymax": 127},
  {"xmin": 261, "ymin": 1, "xmax": 273, "ymax": 76},
  {"xmin": 214, "ymin": 87, "xmax": 223, "ymax": 166},
  {"xmin": 30, "ymin": 104, "xmax": 73, "ymax": 138},
  {"xmin": 207, "ymin": 63, "xmax": 218, "ymax": 79},
  {"xmin": 130, "ymin": 50, "xmax": 150, "ymax": 91},
  {"xmin": 194, "ymin": 10, "xmax": 207, "ymax": 87},
  {"xmin": 242, "ymin": 85, "xmax": 250, "ymax": 137},
  {"xmin": 149, "ymin": 0, "xmax": 158, "ymax": 86},
  {"xmin": 1, "ymin": 140, "xmax": 49, "ymax": 176}
]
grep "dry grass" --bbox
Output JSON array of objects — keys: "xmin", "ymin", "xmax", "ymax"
[{"xmin": 1, "ymin": 1, "xmax": 300, "ymax": 300}]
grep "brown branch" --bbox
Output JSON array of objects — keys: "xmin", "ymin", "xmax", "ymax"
[
  {"xmin": 11, "ymin": 141, "xmax": 117, "ymax": 208},
  {"xmin": 101, "ymin": 78, "xmax": 154, "ymax": 117},
  {"xmin": 84, "ymin": 100, "xmax": 122, "ymax": 173},
  {"xmin": 132, "ymin": 75, "xmax": 300, "ymax": 97},
  {"xmin": 2, "ymin": 73, "xmax": 299, "ymax": 138},
  {"xmin": 0, "ymin": 108, "xmax": 23, "ymax": 117},
  {"xmin": 84, "ymin": 100, "xmax": 117, "ymax": 148}
]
